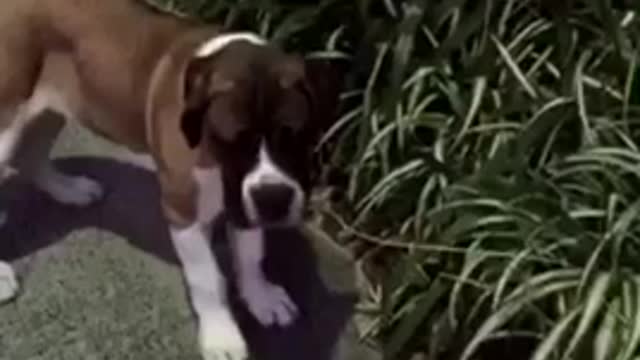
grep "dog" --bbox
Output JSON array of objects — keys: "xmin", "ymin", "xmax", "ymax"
[{"xmin": 0, "ymin": 0, "xmax": 343, "ymax": 359}]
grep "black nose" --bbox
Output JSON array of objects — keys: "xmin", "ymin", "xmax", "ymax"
[{"xmin": 250, "ymin": 184, "xmax": 295, "ymax": 223}]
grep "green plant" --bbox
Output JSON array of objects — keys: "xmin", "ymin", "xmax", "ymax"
[{"xmin": 151, "ymin": 0, "xmax": 640, "ymax": 359}]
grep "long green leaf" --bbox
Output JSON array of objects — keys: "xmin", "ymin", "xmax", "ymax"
[
  {"xmin": 461, "ymin": 279, "xmax": 580, "ymax": 360},
  {"xmin": 562, "ymin": 272, "xmax": 613, "ymax": 359},
  {"xmin": 621, "ymin": 278, "xmax": 640, "ymax": 360},
  {"xmin": 384, "ymin": 278, "xmax": 447, "ymax": 360},
  {"xmin": 530, "ymin": 306, "xmax": 583, "ymax": 360},
  {"xmin": 594, "ymin": 298, "xmax": 620, "ymax": 360}
]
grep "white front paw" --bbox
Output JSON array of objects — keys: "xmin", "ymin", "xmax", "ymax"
[
  {"xmin": 41, "ymin": 174, "xmax": 104, "ymax": 206},
  {"xmin": 0, "ymin": 261, "xmax": 18, "ymax": 302},
  {"xmin": 241, "ymin": 278, "xmax": 298, "ymax": 327},
  {"xmin": 199, "ymin": 311, "xmax": 248, "ymax": 360}
]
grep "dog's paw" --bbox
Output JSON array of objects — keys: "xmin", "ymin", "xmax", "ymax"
[
  {"xmin": 43, "ymin": 175, "xmax": 104, "ymax": 206},
  {"xmin": 0, "ymin": 262, "xmax": 18, "ymax": 303},
  {"xmin": 199, "ymin": 312, "xmax": 248, "ymax": 360},
  {"xmin": 241, "ymin": 279, "xmax": 298, "ymax": 327}
]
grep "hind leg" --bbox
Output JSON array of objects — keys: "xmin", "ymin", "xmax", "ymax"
[
  {"xmin": 0, "ymin": 110, "xmax": 28, "ymax": 303},
  {"xmin": 0, "ymin": 102, "xmax": 101, "ymax": 305},
  {"xmin": 0, "ymin": 21, "xmax": 102, "ymax": 207},
  {"xmin": 0, "ymin": 106, "xmax": 32, "ymax": 227},
  {"xmin": 0, "ymin": 23, "xmax": 46, "ymax": 208},
  {"xmin": 13, "ymin": 108, "xmax": 104, "ymax": 206}
]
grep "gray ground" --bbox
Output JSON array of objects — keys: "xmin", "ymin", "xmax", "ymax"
[{"xmin": 0, "ymin": 124, "xmax": 379, "ymax": 360}]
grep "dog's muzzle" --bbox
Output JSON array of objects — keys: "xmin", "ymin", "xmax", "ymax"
[
  {"xmin": 249, "ymin": 183, "xmax": 295, "ymax": 223},
  {"xmin": 241, "ymin": 141, "xmax": 304, "ymax": 226}
]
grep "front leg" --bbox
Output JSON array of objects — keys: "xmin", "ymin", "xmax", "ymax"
[
  {"xmin": 170, "ymin": 222, "xmax": 248, "ymax": 360},
  {"xmin": 230, "ymin": 227, "xmax": 299, "ymax": 327}
]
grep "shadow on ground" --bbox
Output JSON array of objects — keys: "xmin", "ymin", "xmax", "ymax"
[{"xmin": 0, "ymin": 157, "xmax": 357, "ymax": 360}]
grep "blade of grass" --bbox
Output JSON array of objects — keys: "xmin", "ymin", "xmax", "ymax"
[
  {"xmin": 562, "ymin": 272, "xmax": 613, "ymax": 360},
  {"xmin": 530, "ymin": 306, "xmax": 583, "ymax": 360},
  {"xmin": 461, "ymin": 278, "xmax": 580, "ymax": 360},
  {"xmin": 491, "ymin": 35, "xmax": 538, "ymax": 99},
  {"xmin": 383, "ymin": 278, "xmax": 447, "ymax": 360},
  {"xmin": 594, "ymin": 298, "xmax": 620, "ymax": 360},
  {"xmin": 620, "ymin": 277, "xmax": 640, "ymax": 360},
  {"xmin": 575, "ymin": 50, "xmax": 595, "ymax": 145}
]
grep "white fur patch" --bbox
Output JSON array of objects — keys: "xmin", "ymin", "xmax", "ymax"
[
  {"xmin": 34, "ymin": 169, "xmax": 104, "ymax": 206},
  {"xmin": 199, "ymin": 310, "xmax": 249, "ymax": 360},
  {"xmin": 0, "ymin": 119, "xmax": 26, "ymax": 166},
  {"xmin": 0, "ymin": 261, "xmax": 18, "ymax": 303},
  {"xmin": 193, "ymin": 166, "xmax": 224, "ymax": 224},
  {"xmin": 27, "ymin": 87, "xmax": 75, "ymax": 120},
  {"xmin": 0, "ymin": 86, "xmax": 72, "ymax": 166},
  {"xmin": 0, "ymin": 87, "xmax": 106, "ymax": 207},
  {"xmin": 241, "ymin": 141, "xmax": 304, "ymax": 224},
  {"xmin": 232, "ymin": 227, "xmax": 299, "ymax": 327},
  {"xmin": 195, "ymin": 32, "xmax": 267, "ymax": 58},
  {"xmin": 117, "ymin": 151, "xmax": 157, "ymax": 171},
  {"xmin": 170, "ymin": 224, "xmax": 224, "ymax": 303},
  {"xmin": 170, "ymin": 223, "xmax": 248, "ymax": 360},
  {"xmin": 173, "ymin": 168, "xmax": 244, "ymax": 358}
]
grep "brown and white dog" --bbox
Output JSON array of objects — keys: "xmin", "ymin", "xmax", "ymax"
[{"xmin": 0, "ymin": 0, "xmax": 343, "ymax": 359}]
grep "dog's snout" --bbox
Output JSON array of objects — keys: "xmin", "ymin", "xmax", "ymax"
[{"xmin": 250, "ymin": 184, "xmax": 294, "ymax": 222}]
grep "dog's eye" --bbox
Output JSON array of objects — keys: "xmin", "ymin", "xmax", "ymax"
[
  {"xmin": 234, "ymin": 129, "xmax": 260, "ymax": 148},
  {"xmin": 209, "ymin": 127, "xmax": 255, "ymax": 148},
  {"xmin": 274, "ymin": 126, "xmax": 296, "ymax": 144}
]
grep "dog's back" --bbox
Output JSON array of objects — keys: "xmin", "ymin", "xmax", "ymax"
[{"xmin": 0, "ymin": 0, "xmax": 211, "ymax": 151}]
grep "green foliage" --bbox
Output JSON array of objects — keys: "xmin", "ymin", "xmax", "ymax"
[{"xmin": 151, "ymin": 0, "xmax": 640, "ymax": 359}]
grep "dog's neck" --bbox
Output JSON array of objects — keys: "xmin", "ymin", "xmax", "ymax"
[{"xmin": 194, "ymin": 32, "xmax": 267, "ymax": 58}]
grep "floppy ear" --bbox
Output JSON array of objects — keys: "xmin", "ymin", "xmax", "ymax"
[
  {"xmin": 145, "ymin": 30, "xmax": 223, "ymax": 169},
  {"xmin": 182, "ymin": 58, "xmax": 236, "ymax": 148},
  {"xmin": 181, "ymin": 59, "xmax": 210, "ymax": 148},
  {"xmin": 302, "ymin": 58, "xmax": 347, "ymax": 135}
]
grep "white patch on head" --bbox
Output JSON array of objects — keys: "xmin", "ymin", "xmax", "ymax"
[
  {"xmin": 241, "ymin": 141, "xmax": 304, "ymax": 225},
  {"xmin": 195, "ymin": 32, "xmax": 267, "ymax": 58}
]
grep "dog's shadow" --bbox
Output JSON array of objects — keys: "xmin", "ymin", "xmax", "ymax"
[{"xmin": 0, "ymin": 156, "xmax": 356, "ymax": 360}]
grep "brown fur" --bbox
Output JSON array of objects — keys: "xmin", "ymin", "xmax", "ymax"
[
  {"xmin": 0, "ymin": 2, "xmax": 346, "ymax": 357},
  {"xmin": 0, "ymin": 0, "xmax": 219, "ymax": 226},
  {"xmin": 0, "ymin": 0, "xmax": 343, "ymax": 229}
]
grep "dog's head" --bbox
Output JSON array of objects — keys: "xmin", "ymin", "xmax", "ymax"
[{"xmin": 176, "ymin": 34, "xmax": 343, "ymax": 228}]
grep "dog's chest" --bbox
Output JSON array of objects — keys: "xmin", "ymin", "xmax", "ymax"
[{"xmin": 193, "ymin": 166, "xmax": 224, "ymax": 223}]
